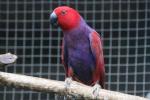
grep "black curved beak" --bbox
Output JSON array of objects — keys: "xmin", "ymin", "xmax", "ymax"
[{"xmin": 50, "ymin": 12, "xmax": 58, "ymax": 27}]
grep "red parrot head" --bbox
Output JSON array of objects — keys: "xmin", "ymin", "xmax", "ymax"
[{"xmin": 50, "ymin": 6, "xmax": 81, "ymax": 31}]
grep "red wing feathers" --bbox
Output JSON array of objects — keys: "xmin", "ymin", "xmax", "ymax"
[{"xmin": 89, "ymin": 31, "xmax": 105, "ymax": 88}]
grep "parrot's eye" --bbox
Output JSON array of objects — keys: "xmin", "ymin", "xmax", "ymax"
[{"xmin": 61, "ymin": 10, "xmax": 67, "ymax": 15}]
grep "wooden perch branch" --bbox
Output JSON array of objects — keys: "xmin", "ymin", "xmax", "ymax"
[
  {"xmin": 0, "ymin": 53, "xmax": 148, "ymax": 100},
  {"xmin": 0, "ymin": 71, "xmax": 148, "ymax": 100},
  {"xmin": 0, "ymin": 53, "xmax": 17, "ymax": 66}
]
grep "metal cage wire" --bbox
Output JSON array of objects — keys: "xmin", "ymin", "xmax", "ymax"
[{"xmin": 0, "ymin": 0, "xmax": 150, "ymax": 100}]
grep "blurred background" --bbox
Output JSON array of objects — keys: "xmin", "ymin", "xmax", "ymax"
[{"xmin": 0, "ymin": 0, "xmax": 150, "ymax": 99}]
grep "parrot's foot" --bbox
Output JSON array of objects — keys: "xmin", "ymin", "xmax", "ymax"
[
  {"xmin": 92, "ymin": 83, "xmax": 102, "ymax": 99},
  {"xmin": 64, "ymin": 77, "xmax": 73, "ymax": 100},
  {"xmin": 65, "ymin": 77, "xmax": 72, "ymax": 89}
]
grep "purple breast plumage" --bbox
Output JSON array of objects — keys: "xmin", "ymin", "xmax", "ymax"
[{"xmin": 63, "ymin": 18, "xmax": 96, "ymax": 85}]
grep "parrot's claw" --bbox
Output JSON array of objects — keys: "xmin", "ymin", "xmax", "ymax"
[
  {"xmin": 92, "ymin": 83, "xmax": 101, "ymax": 99},
  {"xmin": 64, "ymin": 77, "xmax": 73, "ymax": 100},
  {"xmin": 65, "ymin": 77, "xmax": 72, "ymax": 89}
]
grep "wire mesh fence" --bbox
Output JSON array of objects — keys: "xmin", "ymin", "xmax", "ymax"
[{"xmin": 0, "ymin": 0, "xmax": 150, "ymax": 99}]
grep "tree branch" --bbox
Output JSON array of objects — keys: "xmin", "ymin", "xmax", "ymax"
[
  {"xmin": 0, "ymin": 53, "xmax": 148, "ymax": 100},
  {"xmin": 0, "ymin": 53, "xmax": 17, "ymax": 66},
  {"xmin": 0, "ymin": 71, "xmax": 148, "ymax": 100}
]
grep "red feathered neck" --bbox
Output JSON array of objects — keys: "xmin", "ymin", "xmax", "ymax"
[{"xmin": 54, "ymin": 6, "xmax": 80, "ymax": 31}]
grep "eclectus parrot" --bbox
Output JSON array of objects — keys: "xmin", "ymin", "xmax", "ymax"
[{"xmin": 50, "ymin": 6, "xmax": 105, "ymax": 89}]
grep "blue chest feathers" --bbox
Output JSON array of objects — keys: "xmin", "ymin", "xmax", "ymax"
[{"xmin": 64, "ymin": 30, "xmax": 95, "ymax": 84}]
